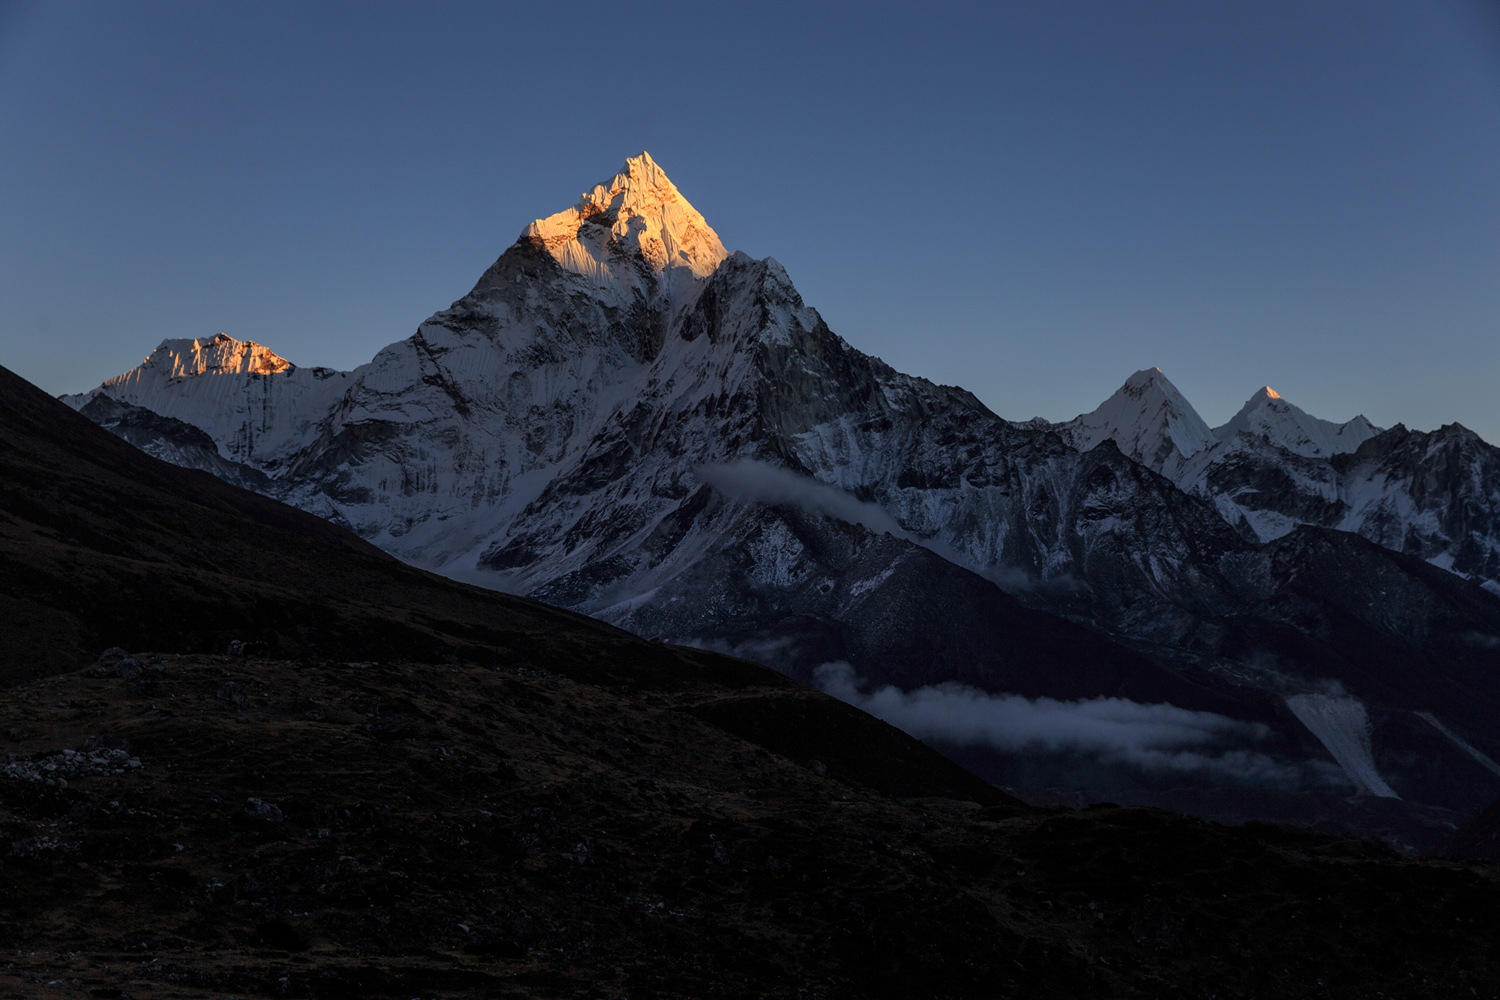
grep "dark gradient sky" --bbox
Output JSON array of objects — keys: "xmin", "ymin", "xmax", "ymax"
[{"xmin": 2, "ymin": 1, "xmax": 1497, "ymax": 440}]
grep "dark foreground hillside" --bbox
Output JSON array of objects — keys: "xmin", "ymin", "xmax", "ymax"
[
  {"xmin": 0, "ymin": 363, "xmax": 620, "ymax": 686},
  {"xmin": 2, "ymin": 650, "xmax": 1498, "ymax": 999},
  {"xmin": 2, "ymin": 362, "xmax": 1499, "ymax": 997}
]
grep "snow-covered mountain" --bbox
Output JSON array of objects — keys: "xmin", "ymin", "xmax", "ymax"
[
  {"xmin": 1061, "ymin": 372, "xmax": 1500, "ymax": 589},
  {"xmin": 1214, "ymin": 385, "xmax": 1380, "ymax": 457},
  {"xmin": 1059, "ymin": 367, "xmax": 1216, "ymax": 479},
  {"xmin": 61, "ymin": 333, "xmax": 356, "ymax": 476},
  {"xmin": 62, "ymin": 152, "xmax": 1500, "ymax": 838}
]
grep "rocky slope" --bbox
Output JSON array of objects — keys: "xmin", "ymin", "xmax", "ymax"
[
  {"xmin": 13, "ymin": 360, "xmax": 1500, "ymax": 998},
  {"xmin": 5, "ymin": 650, "xmax": 1500, "ymax": 999}
]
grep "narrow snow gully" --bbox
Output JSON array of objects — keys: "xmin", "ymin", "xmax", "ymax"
[
  {"xmin": 1285, "ymin": 694, "xmax": 1399, "ymax": 798},
  {"xmin": 1416, "ymin": 712, "xmax": 1500, "ymax": 778}
]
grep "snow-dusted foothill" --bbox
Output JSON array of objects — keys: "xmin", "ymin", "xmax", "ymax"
[{"xmin": 1285, "ymin": 692, "xmax": 1398, "ymax": 799}]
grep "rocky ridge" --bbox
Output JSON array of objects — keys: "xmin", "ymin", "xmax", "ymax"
[{"xmin": 1070, "ymin": 375, "xmax": 1500, "ymax": 591}]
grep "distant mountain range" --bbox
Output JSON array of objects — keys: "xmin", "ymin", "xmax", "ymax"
[
  {"xmin": 1053, "ymin": 366, "xmax": 1498, "ymax": 586},
  {"xmin": 60, "ymin": 152, "xmax": 1500, "ymax": 846}
]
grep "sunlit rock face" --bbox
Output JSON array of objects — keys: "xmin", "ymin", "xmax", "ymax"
[
  {"xmin": 524, "ymin": 150, "xmax": 729, "ymax": 291},
  {"xmin": 61, "ymin": 153, "xmax": 1500, "ymax": 835},
  {"xmin": 59, "ymin": 333, "xmax": 354, "ymax": 474},
  {"xmin": 125, "ymin": 332, "xmax": 296, "ymax": 378}
]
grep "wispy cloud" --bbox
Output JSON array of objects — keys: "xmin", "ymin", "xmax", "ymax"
[
  {"xmin": 813, "ymin": 661, "xmax": 1309, "ymax": 786},
  {"xmin": 696, "ymin": 460, "xmax": 912, "ymax": 540},
  {"xmin": 695, "ymin": 459, "xmax": 1039, "ymax": 590},
  {"xmin": 1464, "ymin": 631, "xmax": 1500, "ymax": 650},
  {"xmin": 683, "ymin": 633, "xmax": 802, "ymax": 667}
]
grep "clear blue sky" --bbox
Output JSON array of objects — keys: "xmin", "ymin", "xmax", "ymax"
[{"xmin": 2, "ymin": 1, "xmax": 1497, "ymax": 440}]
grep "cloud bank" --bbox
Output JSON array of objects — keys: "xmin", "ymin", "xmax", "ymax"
[{"xmin": 813, "ymin": 661, "xmax": 1306, "ymax": 786}]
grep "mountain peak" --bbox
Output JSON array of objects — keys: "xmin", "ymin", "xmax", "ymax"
[
  {"xmin": 522, "ymin": 151, "xmax": 728, "ymax": 290},
  {"xmin": 614, "ymin": 150, "xmax": 671, "ymax": 190},
  {"xmin": 1111, "ymin": 368, "xmax": 1197, "ymax": 416},
  {"xmin": 1214, "ymin": 386, "xmax": 1381, "ymax": 457},
  {"xmin": 139, "ymin": 334, "xmax": 294, "ymax": 379},
  {"xmin": 1065, "ymin": 368, "xmax": 1215, "ymax": 473},
  {"xmin": 1120, "ymin": 367, "xmax": 1170, "ymax": 393}
]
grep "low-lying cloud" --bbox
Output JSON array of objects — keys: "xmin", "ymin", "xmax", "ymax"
[
  {"xmin": 695, "ymin": 459, "xmax": 1041, "ymax": 590},
  {"xmin": 696, "ymin": 460, "xmax": 913, "ymax": 540},
  {"xmin": 813, "ymin": 661, "xmax": 1306, "ymax": 786},
  {"xmin": 682, "ymin": 633, "xmax": 802, "ymax": 668},
  {"xmin": 1464, "ymin": 631, "xmax": 1500, "ymax": 651}
]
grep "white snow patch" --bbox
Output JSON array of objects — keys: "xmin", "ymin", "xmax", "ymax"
[
  {"xmin": 1285, "ymin": 693, "xmax": 1399, "ymax": 798},
  {"xmin": 847, "ymin": 562, "xmax": 900, "ymax": 599},
  {"xmin": 1415, "ymin": 712, "xmax": 1500, "ymax": 778}
]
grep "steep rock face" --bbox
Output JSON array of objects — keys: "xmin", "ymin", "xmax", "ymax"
[
  {"xmin": 1174, "ymin": 385, "xmax": 1381, "ymax": 545},
  {"xmin": 1177, "ymin": 432, "xmax": 1352, "ymax": 543},
  {"xmin": 1170, "ymin": 419, "xmax": 1500, "ymax": 591},
  {"xmin": 1333, "ymin": 424, "xmax": 1500, "ymax": 589}
]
